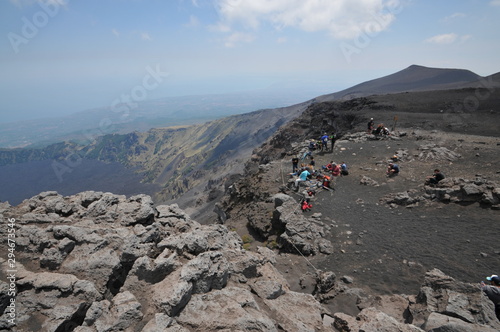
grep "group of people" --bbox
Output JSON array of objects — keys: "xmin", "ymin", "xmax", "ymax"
[
  {"xmin": 367, "ymin": 118, "xmax": 391, "ymax": 136},
  {"xmin": 290, "ymin": 154, "xmax": 349, "ymax": 193},
  {"xmin": 307, "ymin": 133, "xmax": 336, "ymax": 153}
]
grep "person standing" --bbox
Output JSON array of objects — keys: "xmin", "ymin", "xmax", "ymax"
[
  {"xmin": 329, "ymin": 132, "xmax": 336, "ymax": 151},
  {"xmin": 321, "ymin": 133, "xmax": 329, "ymax": 151},
  {"xmin": 291, "ymin": 156, "xmax": 299, "ymax": 173},
  {"xmin": 367, "ymin": 118, "xmax": 374, "ymax": 133},
  {"xmin": 481, "ymin": 275, "xmax": 500, "ymax": 320}
]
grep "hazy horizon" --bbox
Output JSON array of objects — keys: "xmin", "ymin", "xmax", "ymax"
[{"xmin": 1, "ymin": 0, "xmax": 499, "ymax": 123}]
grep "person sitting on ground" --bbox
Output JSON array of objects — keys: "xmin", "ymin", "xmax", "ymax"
[
  {"xmin": 481, "ymin": 275, "xmax": 500, "ymax": 320},
  {"xmin": 425, "ymin": 169, "xmax": 445, "ymax": 185},
  {"xmin": 324, "ymin": 161, "xmax": 334, "ymax": 172},
  {"xmin": 374, "ymin": 124, "xmax": 384, "ymax": 135},
  {"xmin": 340, "ymin": 161, "xmax": 349, "ymax": 176},
  {"xmin": 301, "ymin": 198, "xmax": 312, "ymax": 212},
  {"xmin": 322, "ymin": 174, "xmax": 331, "ymax": 188},
  {"xmin": 294, "ymin": 168, "xmax": 311, "ymax": 189},
  {"xmin": 309, "ymin": 156, "xmax": 315, "ymax": 167},
  {"xmin": 386, "ymin": 162, "xmax": 400, "ymax": 176},
  {"xmin": 331, "ymin": 163, "xmax": 341, "ymax": 177},
  {"xmin": 308, "ymin": 140, "xmax": 317, "ymax": 151}
]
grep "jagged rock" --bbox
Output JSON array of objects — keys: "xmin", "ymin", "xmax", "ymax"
[
  {"xmin": 81, "ymin": 291, "xmax": 143, "ymax": 331},
  {"xmin": 4, "ymin": 191, "xmax": 500, "ymax": 331},
  {"xmin": 140, "ymin": 313, "xmax": 178, "ymax": 331},
  {"xmin": 152, "ymin": 270, "xmax": 193, "ymax": 317},
  {"xmin": 422, "ymin": 312, "xmax": 498, "ymax": 332},
  {"xmin": 180, "ymin": 251, "xmax": 230, "ymax": 293},
  {"xmin": 424, "ymin": 178, "xmax": 499, "ymax": 208},
  {"xmin": 357, "ymin": 294, "xmax": 412, "ymax": 323},
  {"xmin": 273, "ymin": 198, "xmax": 333, "ymax": 255},
  {"xmin": 158, "ymin": 223, "xmax": 241, "ymax": 255},
  {"xmin": 381, "ymin": 191, "xmax": 421, "ymax": 206},
  {"xmin": 333, "ymin": 307, "xmax": 424, "ymax": 332},
  {"xmin": 360, "ymin": 175, "xmax": 379, "ymax": 186},
  {"xmin": 264, "ymin": 291, "xmax": 330, "ymax": 332},
  {"xmin": 409, "ymin": 269, "xmax": 500, "ymax": 330},
  {"xmin": 418, "ymin": 144, "xmax": 461, "ymax": 161},
  {"xmin": 2, "ymin": 261, "xmax": 101, "ymax": 331},
  {"xmin": 176, "ymin": 286, "xmax": 278, "ymax": 332},
  {"xmin": 251, "ymin": 279, "xmax": 285, "ymax": 299}
]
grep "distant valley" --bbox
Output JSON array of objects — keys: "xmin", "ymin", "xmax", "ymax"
[{"xmin": 0, "ymin": 87, "xmax": 330, "ymax": 149}]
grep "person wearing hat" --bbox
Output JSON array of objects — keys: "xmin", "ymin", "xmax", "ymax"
[{"xmin": 481, "ymin": 274, "xmax": 500, "ymax": 320}]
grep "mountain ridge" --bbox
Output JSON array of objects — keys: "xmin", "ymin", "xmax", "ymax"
[{"xmin": 317, "ymin": 64, "xmax": 499, "ymax": 101}]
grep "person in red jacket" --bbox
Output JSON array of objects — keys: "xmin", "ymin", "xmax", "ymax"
[
  {"xmin": 301, "ymin": 198, "xmax": 312, "ymax": 212},
  {"xmin": 331, "ymin": 163, "xmax": 341, "ymax": 177}
]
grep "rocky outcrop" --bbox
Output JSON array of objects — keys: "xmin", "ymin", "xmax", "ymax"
[
  {"xmin": 424, "ymin": 177, "xmax": 500, "ymax": 208},
  {"xmin": 0, "ymin": 191, "xmax": 335, "ymax": 331},
  {"xmin": 2, "ymin": 191, "xmax": 499, "ymax": 331},
  {"xmin": 381, "ymin": 177, "xmax": 500, "ymax": 209},
  {"xmin": 329, "ymin": 269, "xmax": 500, "ymax": 332},
  {"xmin": 272, "ymin": 194, "xmax": 334, "ymax": 256},
  {"xmin": 410, "ymin": 269, "xmax": 500, "ymax": 331},
  {"xmin": 417, "ymin": 144, "xmax": 462, "ymax": 162}
]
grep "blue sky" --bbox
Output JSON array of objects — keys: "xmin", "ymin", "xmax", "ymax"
[{"xmin": 1, "ymin": 0, "xmax": 499, "ymax": 123}]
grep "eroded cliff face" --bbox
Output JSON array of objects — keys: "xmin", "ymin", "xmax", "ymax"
[{"xmin": 1, "ymin": 191, "xmax": 499, "ymax": 332}]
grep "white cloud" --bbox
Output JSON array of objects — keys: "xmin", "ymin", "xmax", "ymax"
[
  {"xmin": 490, "ymin": 0, "xmax": 500, "ymax": 6},
  {"xmin": 224, "ymin": 32, "xmax": 255, "ymax": 47},
  {"xmin": 112, "ymin": 29, "xmax": 120, "ymax": 37},
  {"xmin": 277, "ymin": 37, "xmax": 287, "ymax": 44},
  {"xmin": 141, "ymin": 32, "xmax": 152, "ymax": 41},
  {"xmin": 425, "ymin": 33, "xmax": 458, "ymax": 44},
  {"xmin": 214, "ymin": 0, "xmax": 403, "ymax": 40}
]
